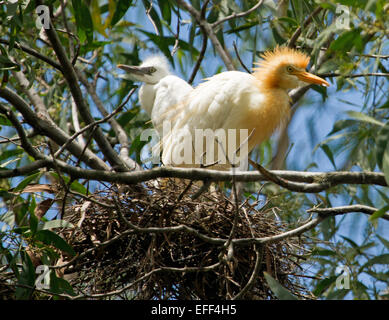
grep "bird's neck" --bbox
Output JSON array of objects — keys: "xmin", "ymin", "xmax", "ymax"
[
  {"xmin": 245, "ymin": 86, "xmax": 291, "ymax": 151},
  {"xmin": 139, "ymin": 83, "xmax": 156, "ymax": 116}
]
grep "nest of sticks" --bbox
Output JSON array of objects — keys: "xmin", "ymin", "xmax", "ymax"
[{"xmin": 60, "ymin": 179, "xmax": 312, "ymax": 299}]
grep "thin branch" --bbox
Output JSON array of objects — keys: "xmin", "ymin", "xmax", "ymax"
[
  {"xmin": 75, "ymin": 70, "xmax": 140, "ymax": 170},
  {"xmin": 0, "ymin": 39, "xmax": 63, "ymax": 71},
  {"xmin": 0, "ymin": 87, "xmax": 108, "ymax": 170},
  {"xmin": 233, "ymin": 41, "xmax": 251, "ymax": 73},
  {"xmin": 188, "ymin": 30, "xmax": 208, "ymax": 84},
  {"xmin": 200, "ymin": 0, "xmax": 211, "ymax": 19},
  {"xmin": 232, "ymin": 247, "xmax": 262, "ymax": 299},
  {"xmin": 145, "ymin": 2, "xmax": 159, "ymax": 35},
  {"xmin": 250, "ymin": 159, "xmax": 333, "ymax": 193},
  {"xmin": 177, "ymin": 0, "xmax": 235, "ymax": 71},
  {"xmin": 70, "ymin": 262, "xmax": 221, "ymax": 299},
  {"xmin": 319, "ymin": 72, "xmax": 389, "ymax": 79},
  {"xmin": 232, "ymin": 216, "xmax": 324, "ymax": 246},
  {"xmin": 297, "ymin": 46, "xmax": 389, "ymax": 60},
  {"xmin": 70, "ymin": 96, "xmax": 86, "ymax": 149},
  {"xmin": 212, "ymin": 0, "xmax": 265, "ymax": 28},
  {"xmin": 308, "ymin": 205, "xmax": 389, "ymax": 221},
  {"xmin": 36, "ymin": 2, "xmax": 127, "ymax": 172},
  {"xmin": 171, "ymin": 7, "xmax": 181, "ymax": 56},
  {"xmin": 0, "ymin": 160, "xmax": 50, "ymax": 179},
  {"xmin": 0, "ymin": 104, "xmax": 43, "ymax": 160},
  {"xmin": 54, "ymin": 88, "xmax": 136, "ymax": 159}
]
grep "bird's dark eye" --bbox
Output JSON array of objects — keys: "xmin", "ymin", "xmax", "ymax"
[
  {"xmin": 149, "ymin": 67, "xmax": 157, "ymax": 74},
  {"xmin": 286, "ymin": 66, "xmax": 293, "ymax": 73}
]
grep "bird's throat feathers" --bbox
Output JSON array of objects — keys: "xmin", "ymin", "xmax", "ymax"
[{"xmin": 244, "ymin": 87, "xmax": 291, "ymax": 151}]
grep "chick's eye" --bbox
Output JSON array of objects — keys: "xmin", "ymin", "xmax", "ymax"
[
  {"xmin": 149, "ymin": 67, "xmax": 157, "ymax": 73},
  {"xmin": 286, "ymin": 66, "xmax": 293, "ymax": 73}
]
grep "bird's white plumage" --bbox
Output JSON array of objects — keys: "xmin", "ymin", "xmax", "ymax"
[
  {"xmin": 132, "ymin": 55, "xmax": 193, "ymax": 138},
  {"xmin": 161, "ymin": 71, "xmax": 268, "ymax": 169}
]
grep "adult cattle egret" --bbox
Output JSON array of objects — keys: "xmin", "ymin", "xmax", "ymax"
[
  {"xmin": 117, "ymin": 55, "xmax": 193, "ymax": 139},
  {"xmin": 161, "ymin": 46, "xmax": 330, "ymax": 170}
]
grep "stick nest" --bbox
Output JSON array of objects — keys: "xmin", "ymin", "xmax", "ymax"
[{"xmin": 61, "ymin": 179, "xmax": 311, "ymax": 299}]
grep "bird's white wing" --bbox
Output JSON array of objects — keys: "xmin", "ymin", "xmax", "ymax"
[
  {"xmin": 181, "ymin": 71, "xmax": 264, "ymax": 132},
  {"xmin": 162, "ymin": 71, "xmax": 265, "ymax": 168}
]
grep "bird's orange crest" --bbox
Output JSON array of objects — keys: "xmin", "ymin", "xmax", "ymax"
[{"xmin": 255, "ymin": 46, "xmax": 310, "ymax": 71}]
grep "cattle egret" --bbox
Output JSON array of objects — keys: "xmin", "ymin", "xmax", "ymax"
[
  {"xmin": 161, "ymin": 46, "xmax": 330, "ymax": 170},
  {"xmin": 117, "ymin": 55, "xmax": 193, "ymax": 139}
]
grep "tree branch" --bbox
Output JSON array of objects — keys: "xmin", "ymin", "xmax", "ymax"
[
  {"xmin": 308, "ymin": 205, "xmax": 389, "ymax": 221},
  {"xmin": 188, "ymin": 29, "xmax": 208, "ymax": 84},
  {"xmin": 212, "ymin": 0, "xmax": 265, "ymax": 28},
  {"xmin": 0, "ymin": 103, "xmax": 43, "ymax": 160},
  {"xmin": 177, "ymin": 0, "xmax": 235, "ymax": 71},
  {"xmin": 0, "ymin": 39, "xmax": 63, "ymax": 71},
  {"xmin": 75, "ymin": 70, "xmax": 140, "ymax": 170},
  {"xmin": 319, "ymin": 72, "xmax": 389, "ymax": 79},
  {"xmin": 0, "ymin": 87, "xmax": 108, "ymax": 170},
  {"xmin": 33, "ymin": 159, "xmax": 387, "ymax": 192},
  {"xmin": 36, "ymin": 2, "xmax": 127, "ymax": 171}
]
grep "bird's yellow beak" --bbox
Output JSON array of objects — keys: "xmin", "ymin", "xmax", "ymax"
[{"xmin": 295, "ymin": 71, "xmax": 330, "ymax": 87}]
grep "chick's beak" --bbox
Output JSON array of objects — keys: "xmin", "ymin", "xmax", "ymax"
[
  {"xmin": 296, "ymin": 71, "xmax": 330, "ymax": 87},
  {"xmin": 117, "ymin": 64, "xmax": 155, "ymax": 76}
]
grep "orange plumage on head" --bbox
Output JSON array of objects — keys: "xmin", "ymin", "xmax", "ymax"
[{"xmin": 254, "ymin": 46, "xmax": 311, "ymax": 89}]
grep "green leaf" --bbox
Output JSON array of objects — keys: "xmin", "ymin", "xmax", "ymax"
[
  {"xmin": 376, "ymin": 121, "xmax": 389, "ymax": 169},
  {"xmin": 13, "ymin": 172, "xmax": 42, "ymax": 192},
  {"xmin": 0, "ymin": 113, "xmax": 12, "ymax": 126},
  {"xmin": 29, "ymin": 211, "xmax": 38, "ymax": 235},
  {"xmin": 310, "ymin": 84, "xmax": 328, "ymax": 101},
  {"xmin": 346, "ymin": 111, "xmax": 384, "ymax": 127},
  {"xmin": 320, "ymin": 144, "xmax": 336, "ymax": 169},
  {"xmin": 0, "ymin": 55, "xmax": 20, "ymax": 71},
  {"xmin": 368, "ymin": 205, "xmax": 389, "ymax": 224},
  {"xmin": 38, "ymin": 220, "xmax": 74, "ymax": 231},
  {"xmin": 382, "ymin": 142, "xmax": 389, "ymax": 186},
  {"xmin": 158, "ymin": 0, "xmax": 171, "ymax": 24},
  {"xmin": 35, "ymin": 230, "xmax": 75, "ymax": 256},
  {"xmin": 263, "ymin": 272, "xmax": 299, "ymax": 300},
  {"xmin": 330, "ymin": 29, "xmax": 363, "ymax": 53},
  {"xmin": 15, "ymin": 251, "xmax": 35, "ymax": 299},
  {"xmin": 111, "ymin": 0, "xmax": 133, "ymax": 26},
  {"xmin": 49, "ymin": 272, "xmax": 76, "ymax": 296},
  {"xmin": 0, "ymin": 210, "xmax": 16, "ymax": 227},
  {"xmin": 376, "ymin": 235, "xmax": 389, "ymax": 249},
  {"xmin": 138, "ymin": 30, "xmax": 200, "ymax": 66},
  {"xmin": 48, "ymin": 172, "xmax": 85, "ymax": 194},
  {"xmin": 328, "ymin": 119, "xmax": 356, "ymax": 136},
  {"xmin": 312, "ymin": 248, "xmax": 337, "ymax": 257},
  {"xmin": 325, "ymin": 288, "xmax": 349, "ymax": 300},
  {"xmin": 69, "ymin": 180, "xmax": 87, "ymax": 195},
  {"xmin": 341, "ymin": 236, "xmax": 359, "ymax": 250},
  {"xmin": 72, "ymin": 0, "xmax": 94, "ymax": 43},
  {"xmin": 365, "ymin": 270, "xmax": 389, "ymax": 282},
  {"xmin": 0, "ymin": 148, "xmax": 24, "ymax": 162},
  {"xmin": 313, "ymin": 275, "xmax": 338, "ymax": 297},
  {"xmin": 361, "ymin": 253, "xmax": 389, "ymax": 269}
]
